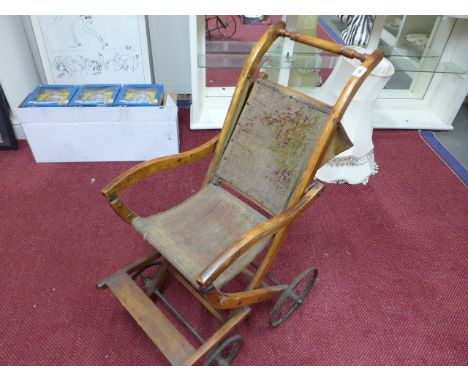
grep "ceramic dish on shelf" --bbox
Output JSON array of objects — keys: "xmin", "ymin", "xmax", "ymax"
[{"xmin": 405, "ymin": 33, "xmax": 429, "ymax": 51}]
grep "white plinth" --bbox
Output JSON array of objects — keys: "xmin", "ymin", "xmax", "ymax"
[{"xmin": 16, "ymin": 95, "xmax": 179, "ymax": 163}]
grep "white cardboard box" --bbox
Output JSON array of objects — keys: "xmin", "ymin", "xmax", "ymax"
[{"xmin": 15, "ymin": 95, "xmax": 179, "ymax": 163}]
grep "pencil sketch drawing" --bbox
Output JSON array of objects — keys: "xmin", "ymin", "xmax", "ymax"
[
  {"xmin": 70, "ymin": 15, "xmax": 109, "ymax": 50},
  {"xmin": 52, "ymin": 51, "xmax": 140, "ymax": 79},
  {"xmin": 37, "ymin": 15, "xmax": 149, "ymax": 83}
]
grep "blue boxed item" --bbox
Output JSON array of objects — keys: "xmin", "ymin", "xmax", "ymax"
[
  {"xmin": 22, "ymin": 85, "xmax": 79, "ymax": 107},
  {"xmin": 115, "ymin": 84, "xmax": 164, "ymax": 107},
  {"xmin": 69, "ymin": 84, "xmax": 121, "ymax": 107}
]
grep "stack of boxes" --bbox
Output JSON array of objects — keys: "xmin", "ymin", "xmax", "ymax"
[{"xmin": 17, "ymin": 83, "xmax": 178, "ymax": 162}]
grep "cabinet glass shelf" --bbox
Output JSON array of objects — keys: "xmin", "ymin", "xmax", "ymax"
[
  {"xmin": 199, "ymin": 53, "xmax": 465, "ymax": 75},
  {"xmin": 202, "ymin": 40, "xmax": 465, "ymax": 75},
  {"xmin": 206, "ymin": 40, "xmax": 283, "ymax": 53},
  {"xmin": 207, "ymin": 40, "xmax": 445, "ymax": 58}
]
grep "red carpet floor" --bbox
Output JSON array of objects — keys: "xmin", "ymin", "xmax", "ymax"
[{"xmin": 0, "ymin": 109, "xmax": 467, "ymax": 365}]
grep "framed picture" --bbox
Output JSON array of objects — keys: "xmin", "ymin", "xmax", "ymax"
[{"xmin": 29, "ymin": 15, "xmax": 153, "ymax": 85}]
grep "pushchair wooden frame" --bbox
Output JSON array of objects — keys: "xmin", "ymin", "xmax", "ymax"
[{"xmin": 97, "ymin": 21, "xmax": 383, "ymax": 365}]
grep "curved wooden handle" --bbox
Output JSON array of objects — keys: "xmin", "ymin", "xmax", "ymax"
[{"xmin": 277, "ymin": 28, "xmax": 369, "ymax": 61}]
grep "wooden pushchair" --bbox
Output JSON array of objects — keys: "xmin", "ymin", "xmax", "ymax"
[{"xmin": 97, "ymin": 21, "xmax": 383, "ymax": 365}]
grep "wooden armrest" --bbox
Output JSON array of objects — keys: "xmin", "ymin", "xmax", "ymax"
[
  {"xmin": 102, "ymin": 135, "xmax": 219, "ymax": 198},
  {"xmin": 196, "ymin": 181, "xmax": 325, "ymax": 288},
  {"xmin": 102, "ymin": 135, "xmax": 219, "ymax": 225}
]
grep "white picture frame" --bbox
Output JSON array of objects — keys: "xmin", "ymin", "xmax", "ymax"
[{"xmin": 30, "ymin": 15, "xmax": 152, "ymax": 84}]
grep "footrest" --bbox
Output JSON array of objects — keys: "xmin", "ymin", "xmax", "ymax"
[{"xmin": 108, "ymin": 273, "xmax": 195, "ymax": 365}]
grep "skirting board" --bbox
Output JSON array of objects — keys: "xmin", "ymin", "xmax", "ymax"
[{"xmin": 190, "ymin": 104, "xmax": 453, "ymax": 131}]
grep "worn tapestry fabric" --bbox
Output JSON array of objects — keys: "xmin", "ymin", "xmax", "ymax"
[
  {"xmin": 216, "ymin": 79, "xmax": 335, "ymax": 215},
  {"xmin": 132, "ymin": 183, "xmax": 268, "ymax": 288}
]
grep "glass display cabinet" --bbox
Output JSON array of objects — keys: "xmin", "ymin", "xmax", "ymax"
[
  {"xmin": 189, "ymin": 15, "xmax": 468, "ymax": 130},
  {"xmin": 373, "ymin": 15, "xmax": 463, "ymax": 99}
]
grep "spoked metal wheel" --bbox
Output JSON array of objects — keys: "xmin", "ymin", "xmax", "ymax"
[
  {"xmin": 132, "ymin": 260, "xmax": 167, "ymax": 297},
  {"xmin": 204, "ymin": 335, "xmax": 243, "ymax": 366},
  {"xmin": 216, "ymin": 15, "xmax": 237, "ymax": 39},
  {"xmin": 269, "ymin": 267, "xmax": 318, "ymax": 328}
]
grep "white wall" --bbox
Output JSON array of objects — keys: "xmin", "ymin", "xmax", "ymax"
[
  {"xmin": 148, "ymin": 15, "xmax": 192, "ymax": 94},
  {"xmin": 0, "ymin": 16, "xmax": 41, "ymax": 139}
]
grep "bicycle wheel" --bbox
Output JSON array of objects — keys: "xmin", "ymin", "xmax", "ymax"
[{"xmin": 216, "ymin": 16, "xmax": 237, "ymax": 39}]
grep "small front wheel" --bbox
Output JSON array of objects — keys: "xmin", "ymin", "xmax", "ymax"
[
  {"xmin": 269, "ymin": 267, "xmax": 318, "ymax": 328},
  {"xmin": 204, "ymin": 335, "xmax": 243, "ymax": 366}
]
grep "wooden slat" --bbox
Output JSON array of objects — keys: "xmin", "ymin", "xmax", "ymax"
[{"xmin": 108, "ymin": 273, "xmax": 195, "ymax": 366}]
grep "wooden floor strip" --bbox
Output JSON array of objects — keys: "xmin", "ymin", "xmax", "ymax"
[{"xmin": 108, "ymin": 273, "xmax": 195, "ymax": 365}]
